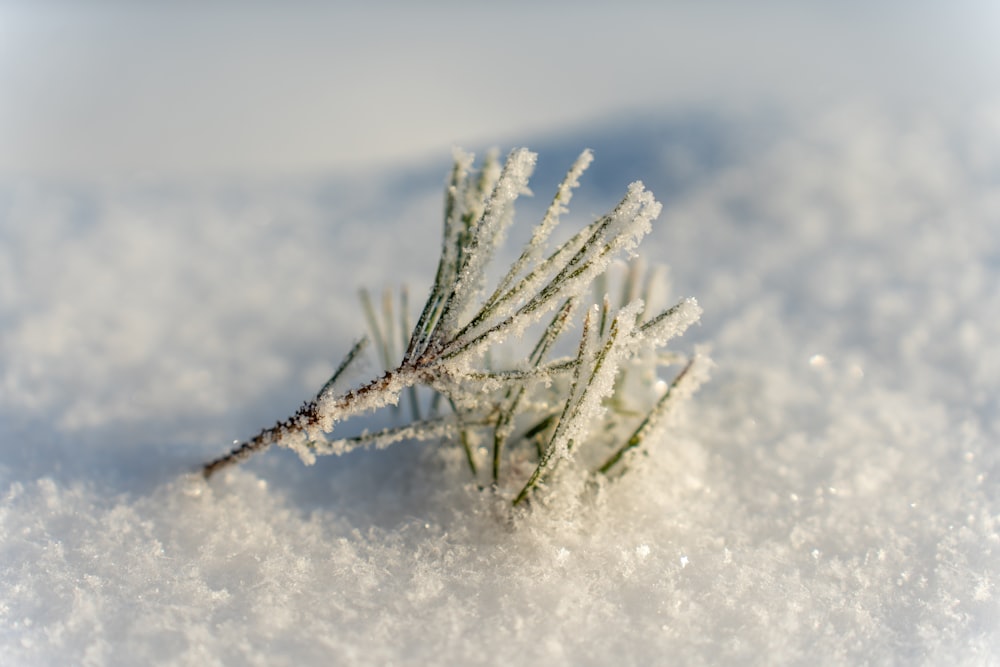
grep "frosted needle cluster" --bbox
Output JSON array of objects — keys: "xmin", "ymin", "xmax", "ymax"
[{"xmin": 202, "ymin": 148, "xmax": 710, "ymax": 506}]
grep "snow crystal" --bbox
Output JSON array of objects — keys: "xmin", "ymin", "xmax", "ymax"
[{"xmin": 3, "ymin": 102, "xmax": 999, "ymax": 665}]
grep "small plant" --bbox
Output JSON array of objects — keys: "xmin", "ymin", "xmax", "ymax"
[{"xmin": 202, "ymin": 148, "xmax": 710, "ymax": 506}]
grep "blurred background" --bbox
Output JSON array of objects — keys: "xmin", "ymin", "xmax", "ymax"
[
  {"xmin": 1, "ymin": 0, "xmax": 999, "ymax": 480},
  {"xmin": 3, "ymin": 1, "xmax": 998, "ymax": 179}
]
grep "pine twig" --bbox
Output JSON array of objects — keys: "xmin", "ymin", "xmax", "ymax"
[{"xmin": 201, "ymin": 147, "xmax": 707, "ymax": 511}]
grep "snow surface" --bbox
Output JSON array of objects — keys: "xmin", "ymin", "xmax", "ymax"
[{"xmin": 2, "ymin": 102, "xmax": 1000, "ymax": 665}]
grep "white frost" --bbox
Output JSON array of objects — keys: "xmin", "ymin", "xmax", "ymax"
[{"xmin": 2, "ymin": 102, "xmax": 997, "ymax": 665}]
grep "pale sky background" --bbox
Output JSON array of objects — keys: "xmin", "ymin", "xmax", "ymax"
[{"xmin": 2, "ymin": 1, "xmax": 998, "ymax": 178}]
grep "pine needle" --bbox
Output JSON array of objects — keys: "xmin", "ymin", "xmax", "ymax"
[{"xmin": 201, "ymin": 147, "xmax": 709, "ymax": 511}]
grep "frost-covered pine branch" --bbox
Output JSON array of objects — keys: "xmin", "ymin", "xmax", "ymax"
[{"xmin": 201, "ymin": 148, "xmax": 710, "ymax": 507}]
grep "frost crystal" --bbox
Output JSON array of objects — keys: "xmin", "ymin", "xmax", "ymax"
[{"xmin": 202, "ymin": 148, "xmax": 709, "ymax": 507}]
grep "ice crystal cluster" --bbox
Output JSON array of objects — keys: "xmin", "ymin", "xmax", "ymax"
[{"xmin": 202, "ymin": 148, "xmax": 709, "ymax": 504}]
